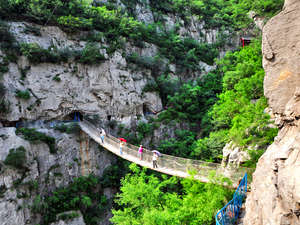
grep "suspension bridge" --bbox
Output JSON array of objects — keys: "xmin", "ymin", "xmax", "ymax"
[
  {"xmin": 79, "ymin": 118, "xmax": 250, "ymax": 224},
  {"xmin": 79, "ymin": 118, "xmax": 253, "ymax": 188},
  {"xmin": 14, "ymin": 115, "xmax": 251, "ymax": 224}
]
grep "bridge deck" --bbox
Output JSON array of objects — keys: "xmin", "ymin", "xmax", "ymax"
[{"xmin": 79, "ymin": 120, "xmax": 254, "ymax": 188}]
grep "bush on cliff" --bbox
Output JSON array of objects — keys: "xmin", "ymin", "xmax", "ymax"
[{"xmin": 4, "ymin": 146, "xmax": 27, "ymax": 170}]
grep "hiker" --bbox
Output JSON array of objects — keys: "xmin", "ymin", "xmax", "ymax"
[
  {"xmin": 138, "ymin": 145, "xmax": 143, "ymax": 160},
  {"xmin": 120, "ymin": 140, "xmax": 124, "ymax": 155},
  {"xmin": 100, "ymin": 128, "xmax": 106, "ymax": 144},
  {"xmin": 152, "ymin": 152, "xmax": 158, "ymax": 168}
]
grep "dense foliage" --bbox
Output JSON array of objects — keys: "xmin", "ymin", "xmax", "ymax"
[
  {"xmin": 4, "ymin": 146, "xmax": 27, "ymax": 170},
  {"xmin": 191, "ymin": 40, "xmax": 278, "ymax": 162},
  {"xmin": 32, "ymin": 175, "xmax": 108, "ymax": 225},
  {"xmin": 131, "ymin": 40, "xmax": 277, "ymax": 164},
  {"xmin": 0, "ymin": 1, "xmax": 284, "ymax": 224},
  {"xmin": 54, "ymin": 122, "xmax": 81, "ymax": 134},
  {"xmin": 111, "ymin": 164, "xmax": 232, "ymax": 224},
  {"xmin": 15, "ymin": 89, "xmax": 31, "ymax": 99},
  {"xmin": 16, "ymin": 128, "xmax": 56, "ymax": 153},
  {"xmin": 20, "ymin": 42, "xmax": 105, "ymax": 65}
]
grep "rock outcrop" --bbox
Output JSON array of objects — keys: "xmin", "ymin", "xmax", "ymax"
[
  {"xmin": 0, "ymin": 2, "xmax": 244, "ymax": 224},
  {"xmin": 0, "ymin": 127, "xmax": 115, "ymax": 225},
  {"xmin": 244, "ymin": 0, "xmax": 300, "ymax": 224},
  {"xmin": 221, "ymin": 142, "xmax": 250, "ymax": 167},
  {"xmin": 1, "ymin": 22, "xmax": 163, "ymax": 124}
]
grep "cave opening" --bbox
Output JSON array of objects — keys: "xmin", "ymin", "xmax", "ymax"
[
  {"xmin": 0, "ymin": 119, "xmax": 24, "ymax": 128},
  {"xmin": 66, "ymin": 111, "xmax": 83, "ymax": 121}
]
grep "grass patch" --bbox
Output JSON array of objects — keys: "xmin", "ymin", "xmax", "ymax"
[{"xmin": 16, "ymin": 128, "xmax": 56, "ymax": 154}]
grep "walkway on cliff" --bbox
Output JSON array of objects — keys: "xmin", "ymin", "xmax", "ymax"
[{"xmin": 79, "ymin": 119, "xmax": 253, "ymax": 188}]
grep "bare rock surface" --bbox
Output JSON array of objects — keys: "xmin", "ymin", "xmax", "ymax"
[
  {"xmin": 0, "ymin": 127, "xmax": 115, "ymax": 225},
  {"xmin": 2, "ymin": 21, "xmax": 163, "ymax": 123},
  {"xmin": 221, "ymin": 142, "xmax": 250, "ymax": 167},
  {"xmin": 244, "ymin": 1, "xmax": 300, "ymax": 224},
  {"xmin": 50, "ymin": 211, "xmax": 86, "ymax": 225},
  {"xmin": 263, "ymin": 0, "xmax": 300, "ymax": 119}
]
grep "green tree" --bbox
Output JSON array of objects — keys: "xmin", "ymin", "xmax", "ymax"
[
  {"xmin": 111, "ymin": 164, "xmax": 232, "ymax": 225},
  {"xmin": 4, "ymin": 146, "xmax": 27, "ymax": 170}
]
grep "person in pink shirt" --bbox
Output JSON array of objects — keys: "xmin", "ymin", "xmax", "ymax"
[{"xmin": 138, "ymin": 145, "xmax": 143, "ymax": 160}]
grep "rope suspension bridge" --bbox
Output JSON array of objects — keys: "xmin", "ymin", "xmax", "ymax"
[
  {"xmin": 15, "ymin": 114, "xmax": 251, "ymax": 224},
  {"xmin": 79, "ymin": 118, "xmax": 253, "ymax": 186},
  {"xmin": 79, "ymin": 118, "xmax": 250, "ymax": 225}
]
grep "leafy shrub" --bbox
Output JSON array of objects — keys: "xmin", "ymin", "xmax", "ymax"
[
  {"xmin": 243, "ymin": 149, "xmax": 265, "ymax": 168},
  {"xmin": 192, "ymin": 130, "xmax": 229, "ymax": 162},
  {"xmin": 0, "ymin": 20, "xmax": 15, "ymax": 49},
  {"xmin": 126, "ymin": 53, "xmax": 159, "ymax": 71},
  {"xmin": 15, "ymin": 89, "xmax": 31, "ymax": 99},
  {"xmin": 155, "ymin": 74, "xmax": 181, "ymax": 105},
  {"xmin": 100, "ymin": 165, "xmax": 121, "ymax": 188},
  {"xmin": 158, "ymin": 129, "xmax": 196, "ymax": 158},
  {"xmin": 16, "ymin": 128, "xmax": 56, "ymax": 154},
  {"xmin": 52, "ymin": 74, "xmax": 61, "ymax": 82},
  {"xmin": 0, "ymin": 98, "xmax": 10, "ymax": 114},
  {"xmin": 74, "ymin": 43, "xmax": 105, "ymax": 64},
  {"xmin": 209, "ymin": 40, "xmax": 278, "ymax": 147},
  {"xmin": 57, "ymin": 15, "xmax": 93, "ymax": 33},
  {"xmin": 54, "ymin": 122, "xmax": 80, "ymax": 134},
  {"xmin": 142, "ymin": 80, "xmax": 159, "ymax": 93},
  {"xmin": 0, "ymin": 184, "xmax": 7, "ymax": 197},
  {"xmin": 34, "ymin": 175, "xmax": 108, "ymax": 225},
  {"xmin": 111, "ymin": 164, "xmax": 233, "ymax": 225},
  {"xmin": 4, "ymin": 146, "xmax": 27, "ymax": 170},
  {"xmin": 57, "ymin": 212, "xmax": 80, "ymax": 221},
  {"xmin": 20, "ymin": 42, "xmax": 105, "ymax": 65},
  {"xmin": 23, "ymin": 25, "xmax": 41, "ymax": 36},
  {"xmin": 0, "ymin": 20, "xmax": 20, "ymax": 61},
  {"xmin": 20, "ymin": 43, "xmax": 60, "ymax": 64},
  {"xmin": 0, "ymin": 63, "xmax": 8, "ymax": 74},
  {"xmin": 0, "ymin": 83, "xmax": 9, "ymax": 114}
]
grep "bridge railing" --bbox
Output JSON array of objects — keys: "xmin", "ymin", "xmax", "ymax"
[
  {"xmin": 215, "ymin": 173, "xmax": 247, "ymax": 225},
  {"xmin": 81, "ymin": 118, "xmax": 254, "ymax": 186}
]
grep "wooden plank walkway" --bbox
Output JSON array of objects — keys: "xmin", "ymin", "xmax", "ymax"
[{"xmin": 79, "ymin": 120, "xmax": 254, "ymax": 188}]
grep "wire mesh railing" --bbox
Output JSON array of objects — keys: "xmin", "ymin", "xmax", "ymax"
[
  {"xmin": 80, "ymin": 118, "xmax": 254, "ymax": 187},
  {"xmin": 215, "ymin": 173, "xmax": 247, "ymax": 225}
]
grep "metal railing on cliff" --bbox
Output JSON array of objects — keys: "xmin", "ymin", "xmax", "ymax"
[
  {"xmin": 215, "ymin": 173, "xmax": 248, "ymax": 225},
  {"xmin": 79, "ymin": 118, "xmax": 254, "ymax": 188}
]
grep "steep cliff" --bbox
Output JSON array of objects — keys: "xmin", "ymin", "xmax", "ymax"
[
  {"xmin": 244, "ymin": 0, "xmax": 300, "ymax": 224},
  {"xmin": 0, "ymin": 1, "xmax": 237, "ymax": 224},
  {"xmin": 0, "ymin": 126, "xmax": 116, "ymax": 225}
]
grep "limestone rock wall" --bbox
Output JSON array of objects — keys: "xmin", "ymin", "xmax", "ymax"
[
  {"xmin": 0, "ymin": 2, "xmax": 242, "ymax": 224},
  {"xmin": 1, "ymin": 22, "xmax": 162, "ymax": 124},
  {"xmin": 244, "ymin": 0, "xmax": 300, "ymax": 224},
  {"xmin": 0, "ymin": 127, "xmax": 116, "ymax": 225}
]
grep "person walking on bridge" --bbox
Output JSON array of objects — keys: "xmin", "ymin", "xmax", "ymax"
[
  {"xmin": 138, "ymin": 145, "xmax": 143, "ymax": 160},
  {"xmin": 100, "ymin": 128, "xmax": 106, "ymax": 144},
  {"xmin": 152, "ymin": 152, "xmax": 158, "ymax": 168},
  {"xmin": 120, "ymin": 140, "xmax": 124, "ymax": 155}
]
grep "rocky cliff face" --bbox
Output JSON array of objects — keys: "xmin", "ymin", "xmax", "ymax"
[
  {"xmin": 0, "ymin": 126, "xmax": 116, "ymax": 225},
  {"xmin": 1, "ymin": 21, "xmax": 163, "ymax": 125},
  {"xmin": 0, "ymin": 1, "xmax": 231, "ymax": 224},
  {"xmin": 244, "ymin": 0, "xmax": 300, "ymax": 224}
]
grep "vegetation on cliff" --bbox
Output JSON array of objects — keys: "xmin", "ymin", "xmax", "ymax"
[
  {"xmin": 0, "ymin": 0, "xmax": 284, "ymax": 224},
  {"xmin": 111, "ymin": 164, "xmax": 232, "ymax": 225},
  {"xmin": 31, "ymin": 175, "xmax": 108, "ymax": 225}
]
